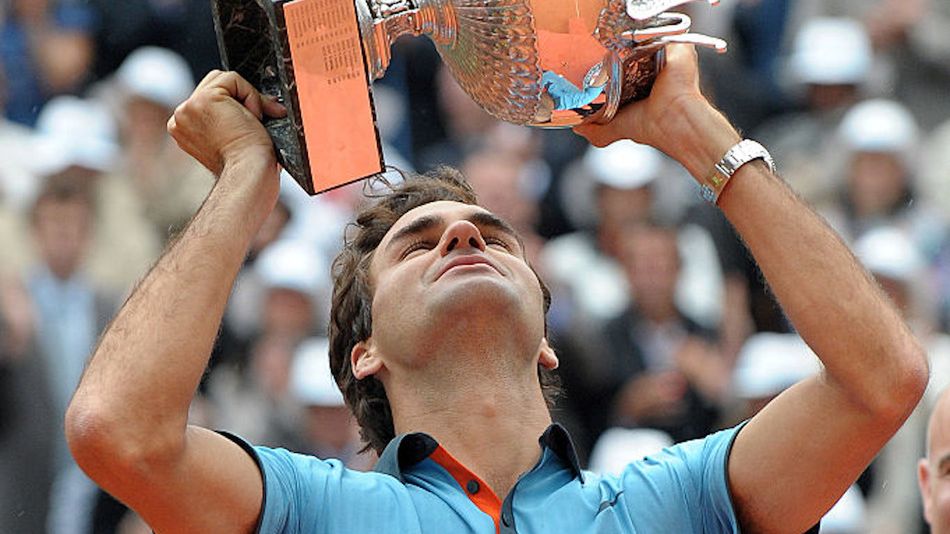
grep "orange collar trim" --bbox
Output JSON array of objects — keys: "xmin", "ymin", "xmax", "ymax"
[{"xmin": 429, "ymin": 445, "xmax": 503, "ymax": 534}]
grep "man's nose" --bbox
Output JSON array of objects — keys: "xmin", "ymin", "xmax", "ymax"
[{"xmin": 439, "ymin": 220, "xmax": 486, "ymax": 255}]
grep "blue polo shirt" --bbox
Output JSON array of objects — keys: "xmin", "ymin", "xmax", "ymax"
[{"xmin": 225, "ymin": 423, "xmax": 743, "ymax": 533}]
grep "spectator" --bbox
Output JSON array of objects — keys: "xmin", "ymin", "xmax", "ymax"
[
  {"xmin": 31, "ymin": 95, "xmax": 161, "ymax": 294},
  {"xmin": 110, "ymin": 46, "xmax": 211, "ymax": 241},
  {"xmin": 0, "ymin": 275, "xmax": 50, "ymax": 534},
  {"xmin": 209, "ymin": 239, "xmax": 329, "ymax": 447},
  {"xmin": 789, "ymin": 0, "xmax": 950, "ymax": 130},
  {"xmin": 822, "ymin": 99, "xmax": 944, "ymax": 258},
  {"xmin": 755, "ymin": 17, "xmax": 872, "ymax": 205},
  {"xmin": 853, "ymin": 227, "xmax": 950, "ymax": 533},
  {"xmin": 919, "ymin": 387, "xmax": 950, "ymax": 534},
  {"xmin": 289, "ymin": 337, "xmax": 373, "ymax": 470},
  {"xmin": 25, "ymin": 175, "xmax": 118, "ymax": 534},
  {"xmin": 541, "ymin": 140, "xmax": 660, "ymax": 328},
  {"xmin": 573, "ymin": 221, "xmax": 729, "ymax": 445},
  {"xmin": 733, "ymin": 333, "xmax": 868, "ymax": 533},
  {"xmin": 0, "ymin": 0, "xmax": 96, "ymax": 125}
]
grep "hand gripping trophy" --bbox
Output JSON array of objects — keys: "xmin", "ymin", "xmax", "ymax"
[{"xmin": 211, "ymin": 0, "xmax": 726, "ymax": 194}]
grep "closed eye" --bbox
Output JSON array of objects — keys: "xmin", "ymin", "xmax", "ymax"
[
  {"xmin": 485, "ymin": 236, "xmax": 513, "ymax": 251},
  {"xmin": 400, "ymin": 240, "xmax": 435, "ymax": 259}
]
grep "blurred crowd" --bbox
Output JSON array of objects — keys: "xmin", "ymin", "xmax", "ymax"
[{"xmin": 2, "ymin": 0, "xmax": 950, "ymax": 533}]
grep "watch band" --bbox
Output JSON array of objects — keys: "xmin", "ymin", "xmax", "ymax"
[{"xmin": 700, "ymin": 139, "xmax": 776, "ymax": 204}]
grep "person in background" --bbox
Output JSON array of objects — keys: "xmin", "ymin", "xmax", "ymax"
[
  {"xmin": 30, "ymin": 95, "xmax": 161, "ymax": 295},
  {"xmin": 0, "ymin": 274, "xmax": 50, "ymax": 534},
  {"xmin": 733, "ymin": 333, "xmax": 868, "ymax": 534},
  {"xmin": 541, "ymin": 140, "xmax": 660, "ymax": 329},
  {"xmin": 208, "ymin": 239, "xmax": 328, "ymax": 448},
  {"xmin": 754, "ymin": 17, "xmax": 872, "ymax": 206},
  {"xmin": 0, "ymin": 0, "xmax": 96, "ymax": 125},
  {"xmin": 110, "ymin": 46, "xmax": 210, "ymax": 241},
  {"xmin": 852, "ymin": 227, "xmax": 950, "ymax": 534},
  {"xmin": 918, "ymin": 386, "xmax": 950, "ymax": 534},
  {"xmin": 789, "ymin": 0, "xmax": 950, "ymax": 131},
  {"xmin": 596, "ymin": 221, "xmax": 729, "ymax": 444},
  {"xmin": 822, "ymin": 99, "xmax": 944, "ymax": 259},
  {"xmin": 289, "ymin": 337, "xmax": 374, "ymax": 471},
  {"xmin": 26, "ymin": 175, "xmax": 118, "ymax": 534}
]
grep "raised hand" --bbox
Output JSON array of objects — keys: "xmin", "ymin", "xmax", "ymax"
[{"xmin": 167, "ymin": 70, "xmax": 286, "ymax": 178}]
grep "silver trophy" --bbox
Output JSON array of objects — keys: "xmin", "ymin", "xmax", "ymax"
[{"xmin": 212, "ymin": 0, "xmax": 726, "ymax": 194}]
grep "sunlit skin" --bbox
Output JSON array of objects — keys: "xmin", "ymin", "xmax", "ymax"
[
  {"xmin": 357, "ymin": 200, "xmax": 556, "ymax": 378},
  {"xmin": 350, "ymin": 200, "xmax": 559, "ymax": 497},
  {"xmin": 920, "ymin": 389, "xmax": 950, "ymax": 534},
  {"xmin": 65, "ymin": 46, "xmax": 929, "ymax": 534}
]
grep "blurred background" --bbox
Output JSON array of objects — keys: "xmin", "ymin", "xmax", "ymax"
[{"xmin": 2, "ymin": 0, "xmax": 950, "ymax": 532}]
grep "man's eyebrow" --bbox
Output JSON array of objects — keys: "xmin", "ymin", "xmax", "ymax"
[
  {"xmin": 384, "ymin": 210, "xmax": 525, "ymax": 254},
  {"xmin": 467, "ymin": 211, "xmax": 524, "ymax": 250},
  {"xmin": 386, "ymin": 214, "xmax": 444, "ymax": 253}
]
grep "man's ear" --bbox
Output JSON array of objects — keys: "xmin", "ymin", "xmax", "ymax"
[
  {"xmin": 539, "ymin": 338, "xmax": 559, "ymax": 370},
  {"xmin": 351, "ymin": 339, "xmax": 384, "ymax": 379},
  {"xmin": 919, "ymin": 458, "xmax": 934, "ymax": 525}
]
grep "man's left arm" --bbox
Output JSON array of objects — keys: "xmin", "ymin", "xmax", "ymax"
[{"xmin": 576, "ymin": 44, "xmax": 929, "ymax": 532}]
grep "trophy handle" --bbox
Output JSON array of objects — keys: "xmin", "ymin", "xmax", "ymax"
[{"xmin": 211, "ymin": 0, "xmax": 313, "ymax": 192}]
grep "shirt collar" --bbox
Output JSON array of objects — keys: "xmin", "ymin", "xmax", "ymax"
[{"xmin": 372, "ymin": 422, "xmax": 584, "ymax": 483}]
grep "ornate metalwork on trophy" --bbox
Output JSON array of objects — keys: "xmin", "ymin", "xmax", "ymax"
[{"xmin": 211, "ymin": 0, "xmax": 726, "ymax": 194}]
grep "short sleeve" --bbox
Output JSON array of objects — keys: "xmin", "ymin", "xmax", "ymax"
[
  {"xmin": 619, "ymin": 423, "xmax": 746, "ymax": 533},
  {"xmin": 218, "ymin": 432, "xmax": 414, "ymax": 534}
]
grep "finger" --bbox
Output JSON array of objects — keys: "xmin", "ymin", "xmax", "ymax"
[
  {"xmin": 195, "ymin": 69, "xmax": 226, "ymax": 91},
  {"xmin": 213, "ymin": 71, "xmax": 265, "ymax": 120},
  {"xmin": 262, "ymin": 95, "xmax": 288, "ymax": 118},
  {"xmin": 664, "ymin": 43, "xmax": 698, "ymax": 68}
]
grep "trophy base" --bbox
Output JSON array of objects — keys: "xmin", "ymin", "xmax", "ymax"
[{"xmin": 212, "ymin": 0, "xmax": 385, "ymax": 195}]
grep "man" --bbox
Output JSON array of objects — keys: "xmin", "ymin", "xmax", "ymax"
[
  {"xmin": 919, "ymin": 387, "xmax": 950, "ymax": 533},
  {"xmin": 66, "ymin": 45, "xmax": 927, "ymax": 533},
  {"xmin": 28, "ymin": 176, "xmax": 120, "ymax": 534},
  {"xmin": 602, "ymin": 221, "xmax": 728, "ymax": 443}
]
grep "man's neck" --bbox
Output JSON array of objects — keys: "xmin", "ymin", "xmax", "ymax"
[{"xmin": 387, "ymin": 366, "xmax": 553, "ymax": 499}]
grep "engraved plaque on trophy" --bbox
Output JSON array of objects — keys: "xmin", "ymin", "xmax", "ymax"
[{"xmin": 211, "ymin": 0, "xmax": 726, "ymax": 195}]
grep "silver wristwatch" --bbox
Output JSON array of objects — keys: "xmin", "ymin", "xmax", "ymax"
[{"xmin": 700, "ymin": 139, "xmax": 776, "ymax": 204}]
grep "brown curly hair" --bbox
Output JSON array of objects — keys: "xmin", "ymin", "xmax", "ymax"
[{"xmin": 328, "ymin": 167, "xmax": 560, "ymax": 454}]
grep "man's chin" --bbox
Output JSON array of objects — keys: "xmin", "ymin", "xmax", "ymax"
[{"xmin": 429, "ymin": 275, "xmax": 523, "ymax": 317}]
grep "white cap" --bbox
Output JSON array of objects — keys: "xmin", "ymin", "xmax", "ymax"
[
  {"xmin": 117, "ymin": 47, "xmax": 195, "ymax": 109},
  {"xmin": 853, "ymin": 226, "xmax": 924, "ymax": 282},
  {"xmin": 789, "ymin": 18, "xmax": 872, "ymax": 86},
  {"xmin": 255, "ymin": 239, "xmax": 327, "ymax": 297},
  {"xmin": 588, "ymin": 428, "xmax": 674, "ymax": 477},
  {"xmin": 31, "ymin": 96, "xmax": 119, "ymax": 177},
  {"xmin": 583, "ymin": 140, "xmax": 662, "ymax": 190},
  {"xmin": 289, "ymin": 337, "xmax": 345, "ymax": 407},
  {"xmin": 734, "ymin": 333, "xmax": 821, "ymax": 399},
  {"xmin": 838, "ymin": 99, "xmax": 919, "ymax": 157}
]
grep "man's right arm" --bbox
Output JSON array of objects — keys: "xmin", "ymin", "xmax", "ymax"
[{"xmin": 65, "ymin": 71, "xmax": 284, "ymax": 533}]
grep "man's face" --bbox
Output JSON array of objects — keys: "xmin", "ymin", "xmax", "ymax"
[
  {"xmin": 847, "ymin": 151, "xmax": 908, "ymax": 217},
  {"xmin": 920, "ymin": 396, "xmax": 950, "ymax": 534},
  {"xmin": 32, "ymin": 197, "xmax": 93, "ymax": 280},
  {"xmin": 363, "ymin": 201, "xmax": 549, "ymax": 375},
  {"xmin": 621, "ymin": 226, "xmax": 680, "ymax": 316}
]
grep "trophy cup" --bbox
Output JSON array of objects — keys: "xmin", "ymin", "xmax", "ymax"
[{"xmin": 211, "ymin": 0, "xmax": 726, "ymax": 194}]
